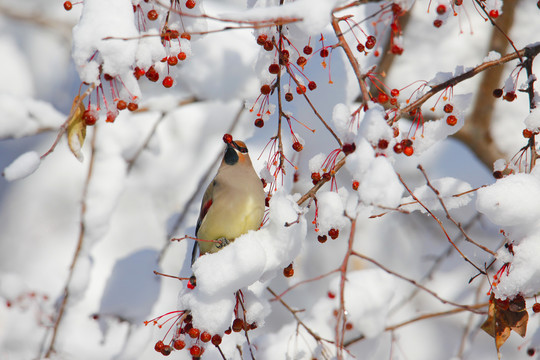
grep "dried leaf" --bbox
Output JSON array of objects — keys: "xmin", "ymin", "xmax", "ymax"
[
  {"xmin": 481, "ymin": 293, "xmax": 529, "ymax": 356},
  {"xmin": 66, "ymin": 96, "xmax": 86, "ymax": 162}
]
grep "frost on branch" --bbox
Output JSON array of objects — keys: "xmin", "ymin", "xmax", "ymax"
[{"xmin": 179, "ymin": 191, "xmax": 306, "ymax": 335}]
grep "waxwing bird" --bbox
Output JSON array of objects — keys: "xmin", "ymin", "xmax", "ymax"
[{"xmin": 192, "ymin": 138, "xmax": 265, "ymax": 261}]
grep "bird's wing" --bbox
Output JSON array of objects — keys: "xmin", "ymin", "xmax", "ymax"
[{"xmin": 195, "ymin": 179, "xmax": 214, "ymax": 237}]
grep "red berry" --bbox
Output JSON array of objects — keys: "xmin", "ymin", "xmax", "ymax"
[
  {"xmin": 311, "ymin": 172, "xmax": 321, "ymax": 184},
  {"xmin": 493, "ymin": 170, "xmax": 503, "ymax": 179},
  {"xmin": 162, "ymin": 76, "xmax": 174, "ymax": 88},
  {"xmin": 279, "ymin": 50, "xmax": 290, "ymax": 65},
  {"xmin": 185, "ymin": 0, "xmax": 196, "ymax": 9},
  {"xmin": 446, "ymin": 115, "xmax": 457, "ymax": 126},
  {"xmin": 268, "ymin": 63, "xmax": 280, "ymax": 74},
  {"xmin": 391, "ymin": 45, "xmax": 403, "ymax": 55},
  {"xmin": 211, "ymin": 334, "xmax": 222, "ymax": 346},
  {"xmin": 327, "ymin": 291, "xmax": 336, "ymax": 299},
  {"xmin": 155, "ymin": 340, "xmax": 165, "ymax": 352},
  {"xmin": 116, "ymin": 100, "xmax": 127, "ymax": 110},
  {"xmin": 224, "ymin": 327, "xmax": 232, "ymax": 335},
  {"xmin": 352, "ymin": 180, "xmax": 359, "ymax": 191},
  {"xmin": 365, "ymin": 35, "xmax": 376, "ymax": 49},
  {"xmin": 328, "ymin": 228, "xmax": 339, "ymax": 240},
  {"xmin": 493, "ymin": 88, "xmax": 503, "ymax": 98},
  {"xmin": 489, "ymin": 9, "xmax": 499, "ymax": 18},
  {"xmin": 178, "ymin": 52, "xmax": 187, "ymax": 61},
  {"xmin": 263, "ymin": 40, "xmax": 274, "ymax": 51},
  {"xmin": 181, "ymin": 32, "xmax": 191, "ymax": 40},
  {"xmin": 296, "ymin": 85, "xmax": 306, "ymax": 95},
  {"xmin": 378, "ymin": 139, "xmax": 389, "ymax": 149},
  {"xmin": 345, "ymin": 322, "xmax": 353, "ymax": 330},
  {"xmin": 232, "ymin": 318, "xmax": 244, "ymax": 332},
  {"xmin": 106, "ymin": 111, "xmax": 117, "ymax": 123},
  {"xmin": 322, "ymin": 172, "xmax": 331, "ymax": 181},
  {"xmin": 504, "ymin": 91, "xmax": 517, "ymax": 101},
  {"xmin": 390, "ymin": 88, "xmax": 399, "ymax": 97},
  {"xmin": 168, "ymin": 56, "xmax": 178, "ymax": 66},
  {"xmin": 173, "ymin": 339, "xmax": 185, "ymax": 350},
  {"xmin": 285, "ymin": 92, "xmax": 293, "ymax": 102},
  {"xmin": 200, "ymin": 331, "xmax": 211, "ymax": 342},
  {"xmin": 356, "ymin": 43, "xmax": 365, "ymax": 52},
  {"xmin": 317, "ymin": 235, "xmax": 327, "ymax": 243},
  {"xmin": 533, "ymin": 303, "xmax": 540, "ymax": 313},
  {"xmin": 342, "ymin": 143, "xmax": 356, "ymax": 155},
  {"xmin": 147, "ymin": 9, "xmax": 158, "ymax": 21},
  {"xmin": 443, "ymin": 104, "xmax": 453, "ymax": 113},
  {"xmin": 455, "ymin": 0, "xmax": 463, "ymax": 5},
  {"xmin": 308, "ymin": 81, "xmax": 317, "ymax": 91},
  {"xmin": 82, "ymin": 110, "xmax": 97, "ymax": 126},
  {"xmin": 222, "ymin": 134, "xmax": 233, "ymax": 144},
  {"xmin": 433, "ymin": 19, "xmax": 443, "ymax": 28},
  {"xmin": 133, "ymin": 67, "xmax": 145, "ymax": 79},
  {"xmin": 283, "ymin": 263, "xmax": 294, "ymax": 277},
  {"xmin": 190, "ymin": 345, "xmax": 201, "ymax": 357},
  {"xmin": 292, "ymin": 141, "xmax": 303, "ymax": 152},
  {"xmin": 254, "ymin": 118, "xmax": 264, "ymax": 128},
  {"xmin": 145, "ymin": 66, "xmax": 159, "ymax": 82},
  {"xmin": 436, "ymin": 4, "xmax": 446, "ymax": 15},
  {"xmin": 303, "ymin": 46, "xmax": 313, "ymax": 55},
  {"xmin": 403, "ymin": 146, "xmax": 414, "ymax": 156},
  {"xmin": 256, "ymin": 34, "xmax": 267, "ymax": 46},
  {"xmin": 189, "ymin": 327, "xmax": 200, "ymax": 339},
  {"xmin": 401, "ymin": 138, "xmax": 413, "ymax": 147},
  {"xmin": 296, "ymin": 56, "xmax": 307, "ymax": 67},
  {"xmin": 393, "ymin": 143, "xmax": 403, "ymax": 154},
  {"xmin": 63, "ymin": 1, "xmax": 72, "ymax": 11},
  {"xmin": 161, "ymin": 345, "xmax": 172, "ymax": 356},
  {"xmin": 523, "ymin": 129, "xmax": 533, "ymax": 138},
  {"xmin": 260, "ymin": 84, "xmax": 271, "ymax": 95},
  {"xmin": 390, "ymin": 98, "xmax": 398, "ymax": 106},
  {"xmin": 377, "ymin": 92, "xmax": 389, "ymax": 103},
  {"xmin": 320, "ymin": 48, "xmax": 329, "ymax": 57},
  {"xmin": 127, "ymin": 102, "xmax": 138, "ymax": 111}
]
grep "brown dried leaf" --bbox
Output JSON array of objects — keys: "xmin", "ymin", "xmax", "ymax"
[
  {"xmin": 66, "ymin": 96, "xmax": 86, "ymax": 162},
  {"xmin": 481, "ymin": 293, "xmax": 529, "ymax": 355}
]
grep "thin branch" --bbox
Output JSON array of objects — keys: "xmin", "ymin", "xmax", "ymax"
[
  {"xmin": 351, "ymin": 250, "xmax": 486, "ymax": 314},
  {"xmin": 43, "ymin": 125, "xmax": 98, "ymax": 358},
  {"xmin": 397, "ymin": 173, "xmax": 486, "ymax": 274}
]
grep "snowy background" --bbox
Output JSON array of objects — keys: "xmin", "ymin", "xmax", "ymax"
[{"xmin": 1, "ymin": 0, "xmax": 540, "ymax": 359}]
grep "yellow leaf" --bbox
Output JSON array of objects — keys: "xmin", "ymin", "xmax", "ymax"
[{"xmin": 66, "ymin": 96, "xmax": 86, "ymax": 162}]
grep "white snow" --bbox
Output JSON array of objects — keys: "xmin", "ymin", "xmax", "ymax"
[{"xmin": 2, "ymin": 151, "xmax": 41, "ymax": 181}]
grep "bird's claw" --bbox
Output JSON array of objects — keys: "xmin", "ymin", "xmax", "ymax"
[{"xmin": 215, "ymin": 237, "xmax": 230, "ymax": 249}]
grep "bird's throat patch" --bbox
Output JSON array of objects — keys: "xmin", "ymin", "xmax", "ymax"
[{"xmin": 224, "ymin": 146, "xmax": 239, "ymax": 165}]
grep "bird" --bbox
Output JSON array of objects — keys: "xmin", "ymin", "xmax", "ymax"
[{"xmin": 192, "ymin": 136, "xmax": 266, "ymax": 263}]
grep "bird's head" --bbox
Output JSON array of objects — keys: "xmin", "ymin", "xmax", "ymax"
[{"xmin": 223, "ymin": 139, "xmax": 250, "ymax": 166}]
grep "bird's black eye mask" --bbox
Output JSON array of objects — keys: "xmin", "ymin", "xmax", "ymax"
[{"xmin": 232, "ymin": 141, "xmax": 248, "ymax": 153}]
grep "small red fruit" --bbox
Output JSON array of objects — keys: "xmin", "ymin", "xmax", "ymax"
[
  {"xmin": 211, "ymin": 334, "xmax": 222, "ymax": 346},
  {"xmin": 311, "ymin": 172, "xmax": 321, "ymax": 184},
  {"xmin": 285, "ymin": 92, "xmax": 293, "ymax": 102},
  {"xmin": 356, "ymin": 43, "xmax": 365, "ymax": 52},
  {"xmin": 256, "ymin": 34, "xmax": 267, "ymax": 45},
  {"xmin": 190, "ymin": 345, "xmax": 201, "ymax": 357},
  {"xmin": 493, "ymin": 88, "xmax": 503, "ymax": 98},
  {"xmin": 185, "ymin": 0, "xmax": 196, "ymax": 9},
  {"xmin": 292, "ymin": 141, "xmax": 303, "ymax": 152},
  {"xmin": 433, "ymin": 19, "xmax": 443, "ymax": 28},
  {"xmin": 254, "ymin": 118, "xmax": 264, "ymax": 128},
  {"xmin": 436, "ymin": 4, "xmax": 446, "ymax": 15},
  {"xmin": 177, "ymin": 52, "xmax": 187, "ymax": 61},
  {"xmin": 268, "ymin": 63, "xmax": 280, "ymax": 74},
  {"xmin": 317, "ymin": 235, "xmax": 327, "ymax": 243},
  {"xmin": 283, "ymin": 263, "xmax": 294, "ymax": 277},
  {"xmin": 161, "ymin": 345, "xmax": 172, "ymax": 356},
  {"xmin": 523, "ymin": 129, "xmax": 533, "ymax": 138},
  {"xmin": 504, "ymin": 91, "xmax": 517, "ymax": 101},
  {"xmin": 378, "ymin": 139, "xmax": 389, "ymax": 149},
  {"xmin": 162, "ymin": 76, "xmax": 174, "ymax": 88},
  {"xmin": 446, "ymin": 115, "xmax": 457, "ymax": 126},
  {"xmin": 378, "ymin": 92, "xmax": 389, "ymax": 103},
  {"xmin": 133, "ymin": 67, "xmax": 145, "ymax": 79},
  {"xmin": 168, "ymin": 56, "xmax": 178, "ymax": 66},
  {"xmin": 342, "ymin": 143, "xmax": 356, "ymax": 155},
  {"xmin": 188, "ymin": 327, "xmax": 200, "ymax": 339},
  {"xmin": 296, "ymin": 85, "xmax": 306, "ymax": 95},
  {"xmin": 232, "ymin": 318, "xmax": 244, "ymax": 332},
  {"xmin": 263, "ymin": 40, "xmax": 273, "ymax": 51},
  {"xmin": 147, "ymin": 9, "xmax": 158, "ymax": 21},
  {"xmin": 328, "ymin": 291, "xmax": 336, "ymax": 299},
  {"xmin": 489, "ymin": 9, "xmax": 499, "ymax": 18},
  {"xmin": 116, "ymin": 100, "xmax": 127, "ymax": 110},
  {"xmin": 296, "ymin": 56, "xmax": 307, "ymax": 67},
  {"xmin": 403, "ymin": 146, "xmax": 414, "ymax": 156},
  {"xmin": 393, "ymin": 143, "xmax": 403, "ymax": 154},
  {"xmin": 82, "ymin": 110, "xmax": 97, "ymax": 126},
  {"xmin": 155, "ymin": 340, "xmax": 165, "ymax": 352},
  {"xmin": 365, "ymin": 35, "xmax": 376, "ymax": 49},
  {"xmin": 308, "ymin": 81, "xmax": 317, "ymax": 91},
  {"xmin": 320, "ymin": 48, "xmax": 329, "ymax": 57},
  {"xmin": 200, "ymin": 331, "xmax": 211, "ymax": 342},
  {"xmin": 222, "ymin": 134, "xmax": 233, "ymax": 144},
  {"xmin": 260, "ymin": 84, "xmax": 271, "ymax": 95},
  {"xmin": 127, "ymin": 102, "xmax": 138, "ymax": 111},
  {"xmin": 390, "ymin": 88, "xmax": 399, "ymax": 97},
  {"xmin": 63, "ymin": 1, "xmax": 72, "ymax": 11},
  {"xmin": 533, "ymin": 303, "xmax": 540, "ymax": 313},
  {"xmin": 352, "ymin": 180, "xmax": 359, "ymax": 191},
  {"xmin": 443, "ymin": 104, "xmax": 453, "ymax": 113},
  {"xmin": 328, "ymin": 228, "xmax": 339, "ymax": 240},
  {"xmin": 181, "ymin": 32, "xmax": 191, "ymax": 40},
  {"xmin": 173, "ymin": 339, "xmax": 185, "ymax": 350},
  {"xmin": 303, "ymin": 45, "xmax": 313, "ymax": 55}
]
